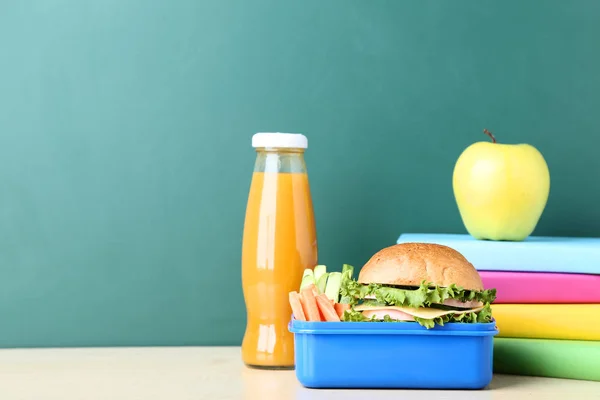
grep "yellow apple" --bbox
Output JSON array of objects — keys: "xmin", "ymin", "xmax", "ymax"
[{"xmin": 452, "ymin": 130, "xmax": 550, "ymax": 241}]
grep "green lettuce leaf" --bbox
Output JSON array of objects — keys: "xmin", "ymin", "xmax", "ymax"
[
  {"xmin": 340, "ymin": 279, "xmax": 496, "ymax": 309},
  {"xmin": 341, "ymin": 309, "xmax": 373, "ymax": 322},
  {"xmin": 413, "ymin": 317, "xmax": 436, "ymax": 329},
  {"xmin": 338, "ymin": 264, "xmax": 356, "ymax": 304}
]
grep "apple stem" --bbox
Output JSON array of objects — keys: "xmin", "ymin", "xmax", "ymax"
[{"xmin": 483, "ymin": 129, "xmax": 497, "ymax": 143}]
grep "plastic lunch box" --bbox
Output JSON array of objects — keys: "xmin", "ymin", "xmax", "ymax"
[{"xmin": 289, "ymin": 318, "xmax": 499, "ymax": 389}]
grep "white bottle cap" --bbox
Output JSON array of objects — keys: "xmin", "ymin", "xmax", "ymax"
[{"xmin": 252, "ymin": 132, "xmax": 308, "ymax": 149}]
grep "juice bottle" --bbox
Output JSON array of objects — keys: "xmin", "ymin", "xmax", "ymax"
[{"xmin": 241, "ymin": 132, "xmax": 318, "ymax": 369}]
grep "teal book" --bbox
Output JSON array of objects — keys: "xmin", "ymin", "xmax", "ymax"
[{"xmin": 396, "ymin": 233, "xmax": 600, "ymax": 275}]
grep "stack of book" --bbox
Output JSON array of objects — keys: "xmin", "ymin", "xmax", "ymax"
[{"xmin": 397, "ymin": 233, "xmax": 600, "ymax": 382}]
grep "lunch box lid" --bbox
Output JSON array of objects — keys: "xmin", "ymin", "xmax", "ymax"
[{"xmin": 289, "ymin": 319, "xmax": 499, "ymax": 336}]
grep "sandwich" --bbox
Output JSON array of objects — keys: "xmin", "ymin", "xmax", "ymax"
[{"xmin": 340, "ymin": 242, "xmax": 496, "ymax": 328}]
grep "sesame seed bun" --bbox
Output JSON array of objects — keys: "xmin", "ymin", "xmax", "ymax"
[{"xmin": 357, "ymin": 242, "xmax": 484, "ymax": 291}]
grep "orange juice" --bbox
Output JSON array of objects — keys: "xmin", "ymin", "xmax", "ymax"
[{"xmin": 241, "ymin": 133, "xmax": 317, "ymax": 369}]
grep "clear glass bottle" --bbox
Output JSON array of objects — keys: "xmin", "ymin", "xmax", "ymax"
[{"xmin": 241, "ymin": 133, "xmax": 318, "ymax": 369}]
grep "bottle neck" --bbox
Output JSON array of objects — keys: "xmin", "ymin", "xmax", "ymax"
[{"xmin": 254, "ymin": 147, "xmax": 307, "ymax": 173}]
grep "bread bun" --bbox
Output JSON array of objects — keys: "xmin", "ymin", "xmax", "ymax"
[{"xmin": 357, "ymin": 242, "xmax": 484, "ymax": 291}]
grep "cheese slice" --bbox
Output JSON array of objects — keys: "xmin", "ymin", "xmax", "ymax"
[{"xmin": 354, "ymin": 304, "xmax": 484, "ymax": 320}]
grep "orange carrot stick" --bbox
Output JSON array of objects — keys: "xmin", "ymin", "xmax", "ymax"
[
  {"xmin": 289, "ymin": 291, "xmax": 306, "ymax": 321},
  {"xmin": 318, "ymin": 307, "xmax": 326, "ymax": 321},
  {"xmin": 316, "ymin": 294, "xmax": 341, "ymax": 322},
  {"xmin": 305, "ymin": 283, "xmax": 320, "ymax": 296},
  {"xmin": 334, "ymin": 303, "xmax": 350, "ymax": 319},
  {"xmin": 301, "ymin": 287, "xmax": 321, "ymax": 322}
]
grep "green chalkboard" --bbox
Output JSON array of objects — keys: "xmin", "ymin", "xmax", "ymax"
[{"xmin": 0, "ymin": 0, "xmax": 598, "ymax": 347}]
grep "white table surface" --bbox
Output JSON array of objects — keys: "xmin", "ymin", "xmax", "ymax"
[{"xmin": 0, "ymin": 346, "xmax": 599, "ymax": 399}]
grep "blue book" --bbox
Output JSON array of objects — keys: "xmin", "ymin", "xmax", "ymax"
[{"xmin": 396, "ymin": 233, "xmax": 600, "ymax": 275}]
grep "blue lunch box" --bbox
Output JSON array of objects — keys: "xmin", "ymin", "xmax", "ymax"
[{"xmin": 289, "ymin": 319, "xmax": 499, "ymax": 389}]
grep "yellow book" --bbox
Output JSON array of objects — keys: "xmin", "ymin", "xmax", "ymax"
[{"xmin": 492, "ymin": 304, "xmax": 600, "ymax": 341}]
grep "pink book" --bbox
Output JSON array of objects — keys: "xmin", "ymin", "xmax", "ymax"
[{"xmin": 480, "ymin": 271, "xmax": 600, "ymax": 304}]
